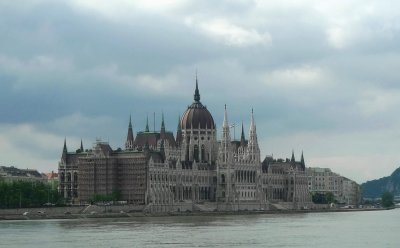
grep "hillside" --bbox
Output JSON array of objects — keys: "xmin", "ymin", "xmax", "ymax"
[{"xmin": 361, "ymin": 167, "xmax": 400, "ymax": 198}]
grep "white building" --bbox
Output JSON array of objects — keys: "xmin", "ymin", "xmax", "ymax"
[{"xmin": 307, "ymin": 167, "xmax": 360, "ymax": 206}]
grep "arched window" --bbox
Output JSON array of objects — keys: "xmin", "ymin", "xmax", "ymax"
[
  {"xmin": 73, "ymin": 172, "xmax": 78, "ymax": 183},
  {"xmin": 194, "ymin": 145, "xmax": 199, "ymax": 162},
  {"xmin": 221, "ymin": 174, "xmax": 225, "ymax": 184},
  {"xmin": 201, "ymin": 145, "xmax": 205, "ymax": 162},
  {"xmin": 185, "ymin": 145, "xmax": 189, "ymax": 161}
]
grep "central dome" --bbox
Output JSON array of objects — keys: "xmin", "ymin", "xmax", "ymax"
[{"xmin": 181, "ymin": 80, "xmax": 215, "ymax": 130}]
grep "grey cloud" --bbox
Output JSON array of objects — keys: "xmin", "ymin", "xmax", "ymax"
[{"xmin": 1, "ymin": 0, "xmax": 400, "ymax": 181}]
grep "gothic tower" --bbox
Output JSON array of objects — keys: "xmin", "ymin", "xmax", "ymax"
[
  {"xmin": 125, "ymin": 115, "xmax": 135, "ymax": 150},
  {"xmin": 247, "ymin": 109, "xmax": 260, "ymax": 163},
  {"xmin": 217, "ymin": 105, "xmax": 235, "ymax": 203}
]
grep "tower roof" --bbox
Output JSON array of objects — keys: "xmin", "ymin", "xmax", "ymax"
[{"xmin": 181, "ymin": 77, "xmax": 215, "ymax": 129}]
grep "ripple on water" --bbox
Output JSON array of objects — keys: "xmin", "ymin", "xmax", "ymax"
[{"xmin": 1, "ymin": 210, "xmax": 400, "ymax": 248}]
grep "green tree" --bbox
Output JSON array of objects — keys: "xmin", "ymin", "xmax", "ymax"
[
  {"xmin": 326, "ymin": 192, "xmax": 335, "ymax": 204},
  {"xmin": 381, "ymin": 191, "xmax": 394, "ymax": 208},
  {"xmin": 91, "ymin": 190, "xmax": 122, "ymax": 203},
  {"xmin": 312, "ymin": 192, "xmax": 336, "ymax": 204},
  {"xmin": 0, "ymin": 180, "xmax": 63, "ymax": 209}
]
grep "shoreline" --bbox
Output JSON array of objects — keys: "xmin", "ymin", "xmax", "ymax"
[{"xmin": 0, "ymin": 207, "xmax": 393, "ymax": 221}]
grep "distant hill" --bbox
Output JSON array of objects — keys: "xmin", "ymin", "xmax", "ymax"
[{"xmin": 361, "ymin": 167, "xmax": 400, "ymax": 198}]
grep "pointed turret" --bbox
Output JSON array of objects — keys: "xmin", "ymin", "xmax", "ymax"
[
  {"xmin": 218, "ymin": 105, "xmax": 233, "ymax": 203},
  {"xmin": 219, "ymin": 105, "xmax": 231, "ymax": 163},
  {"xmin": 250, "ymin": 108, "xmax": 256, "ymax": 132},
  {"xmin": 63, "ymin": 138, "xmax": 67, "ymax": 153},
  {"xmin": 247, "ymin": 108, "xmax": 260, "ymax": 163},
  {"xmin": 161, "ymin": 112, "xmax": 165, "ymax": 130},
  {"xmin": 248, "ymin": 108, "xmax": 257, "ymax": 142},
  {"xmin": 301, "ymin": 151, "xmax": 305, "ymax": 170},
  {"xmin": 125, "ymin": 115, "xmax": 135, "ymax": 150},
  {"xmin": 62, "ymin": 138, "xmax": 67, "ymax": 162},
  {"xmin": 223, "ymin": 104, "xmax": 229, "ymax": 128},
  {"xmin": 194, "ymin": 74, "xmax": 200, "ymax": 103},
  {"xmin": 80, "ymin": 139, "xmax": 84, "ymax": 152},
  {"xmin": 291, "ymin": 150, "xmax": 295, "ymax": 163},
  {"xmin": 240, "ymin": 122, "xmax": 246, "ymax": 146},
  {"xmin": 160, "ymin": 112, "xmax": 166, "ymax": 139},
  {"xmin": 145, "ymin": 115, "xmax": 149, "ymax": 132},
  {"xmin": 176, "ymin": 115, "xmax": 182, "ymax": 145},
  {"xmin": 221, "ymin": 104, "xmax": 231, "ymax": 143}
]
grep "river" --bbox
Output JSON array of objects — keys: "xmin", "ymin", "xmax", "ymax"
[{"xmin": 0, "ymin": 209, "xmax": 399, "ymax": 247}]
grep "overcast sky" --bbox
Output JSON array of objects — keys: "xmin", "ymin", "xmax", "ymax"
[{"xmin": 1, "ymin": 0, "xmax": 400, "ymax": 183}]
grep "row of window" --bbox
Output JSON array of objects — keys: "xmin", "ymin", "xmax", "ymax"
[{"xmin": 150, "ymin": 174, "xmax": 212, "ymax": 184}]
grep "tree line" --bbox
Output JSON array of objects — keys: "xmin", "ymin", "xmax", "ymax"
[{"xmin": 0, "ymin": 180, "xmax": 63, "ymax": 209}]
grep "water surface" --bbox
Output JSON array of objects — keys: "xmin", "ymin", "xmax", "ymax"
[{"xmin": 1, "ymin": 209, "xmax": 399, "ymax": 247}]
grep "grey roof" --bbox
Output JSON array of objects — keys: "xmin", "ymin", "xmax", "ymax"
[{"xmin": 134, "ymin": 131, "xmax": 176, "ymax": 148}]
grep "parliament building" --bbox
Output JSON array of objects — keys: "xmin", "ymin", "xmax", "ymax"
[{"xmin": 58, "ymin": 79, "xmax": 311, "ymax": 212}]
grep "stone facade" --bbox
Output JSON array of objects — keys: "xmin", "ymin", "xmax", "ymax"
[
  {"xmin": 58, "ymin": 79, "xmax": 312, "ymax": 210},
  {"xmin": 306, "ymin": 167, "xmax": 361, "ymax": 206},
  {"xmin": 342, "ymin": 177, "xmax": 361, "ymax": 206}
]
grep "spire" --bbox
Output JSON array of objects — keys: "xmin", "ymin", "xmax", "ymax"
[
  {"xmin": 223, "ymin": 104, "xmax": 228, "ymax": 128},
  {"xmin": 248, "ymin": 108, "xmax": 257, "ymax": 137},
  {"xmin": 161, "ymin": 112, "xmax": 165, "ymax": 130},
  {"xmin": 301, "ymin": 151, "xmax": 305, "ymax": 167},
  {"xmin": 63, "ymin": 138, "xmax": 67, "ymax": 153},
  {"xmin": 194, "ymin": 73, "xmax": 200, "ymax": 102},
  {"xmin": 250, "ymin": 108, "xmax": 255, "ymax": 131},
  {"xmin": 177, "ymin": 115, "xmax": 181, "ymax": 131},
  {"xmin": 145, "ymin": 115, "xmax": 149, "ymax": 132},
  {"xmin": 219, "ymin": 105, "xmax": 231, "ymax": 164},
  {"xmin": 80, "ymin": 139, "xmax": 83, "ymax": 152},
  {"xmin": 221, "ymin": 104, "xmax": 231, "ymax": 142},
  {"xmin": 126, "ymin": 115, "xmax": 135, "ymax": 150},
  {"xmin": 176, "ymin": 115, "xmax": 182, "ymax": 145},
  {"xmin": 160, "ymin": 112, "xmax": 166, "ymax": 139},
  {"xmin": 247, "ymin": 108, "xmax": 260, "ymax": 162},
  {"xmin": 291, "ymin": 150, "xmax": 295, "ymax": 162},
  {"xmin": 62, "ymin": 138, "xmax": 67, "ymax": 162},
  {"xmin": 240, "ymin": 121, "xmax": 246, "ymax": 146}
]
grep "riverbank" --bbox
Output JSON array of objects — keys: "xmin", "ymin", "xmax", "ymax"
[{"xmin": 0, "ymin": 206, "xmax": 392, "ymax": 221}]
